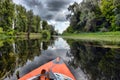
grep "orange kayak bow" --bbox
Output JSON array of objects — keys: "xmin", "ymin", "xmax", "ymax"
[{"xmin": 19, "ymin": 57, "xmax": 76, "ymax": 80}]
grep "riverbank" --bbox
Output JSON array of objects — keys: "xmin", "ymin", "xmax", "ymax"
[
  {"xmin": 16, "ymin": 33, "xmax": 42, "ymax": 39},
  {"xmin": 62, "ymin": 32, "xmax": 120, "ymax": 43},
  {"xmin": 0, "ymin": 33, "xmax": 42, "ymax": 40}
]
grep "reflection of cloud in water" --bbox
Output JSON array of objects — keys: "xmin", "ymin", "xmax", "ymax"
[
  {"xmin": 16, "ymin": 48, "xmax": 70, "ymax": 79},
  {"xmin": 48, "ymin": 38, "xmax": 70, "ymax": 50},
  {"xmin": 42, "ymin": 49, "xmax": 71, "ymax": 61}
]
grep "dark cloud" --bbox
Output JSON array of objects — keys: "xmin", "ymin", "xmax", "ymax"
[
  {"xmin": 43, "ymin": 14, "xmax": 54, "ymax": 20},
  {"xmin": 55, "ymin": 17, "xmax": 66, "ymax": 22},
  {"xmin": 22, "ymin": 0, "xmax": 43, "ymax": 9},
  {"xmin": 44, "ymin": 0, "xmax": 71, "ymax": 21},
  {"xmin": 13, "ymin": 0, "xmax": 72, "ymax": 22},
  {"xmin": 46, "ymin": 0, "xmax": 71, "ymax": 11}
]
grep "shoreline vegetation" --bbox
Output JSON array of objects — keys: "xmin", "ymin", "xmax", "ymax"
[
  {"xmin": 0, "ymin": 32, "xmax": 42, "ymax": 38},
  {"xmin": 63, "ymin": 0, "xmax": 120, "ymax": 45},
  {"xmin": 0, "ymin": 0, "xmax": 57, "ymax": 40},
  {"xmin": 62, "ymin": 32, "xmax": 120, "ymax": 43},
  {"xmin": 16, "ymin": 33, "xmax": 42, "ymax": 38},
  {"xmin": 0, "ymin": 32, "xmax": 44, "ymax": 40},
  {"xmin": 0, "ymin": 32, "xmax": 51, "ymax": 48}
]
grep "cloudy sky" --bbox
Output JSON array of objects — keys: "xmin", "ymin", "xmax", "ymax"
[{"xmin": 13, "ymin": 0, "xmax": 82, "ymax": 33}]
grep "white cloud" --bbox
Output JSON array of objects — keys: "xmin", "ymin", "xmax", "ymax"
[
  {"xmin": 56, "ymin": 21, "xmax": 70, "ymax": 33},
  {"xmin": 48, "ymin": 20, "xmax": 69, "ymax": 33},
  {"xmin": 73, "ymin": 0, "xmax": 82, "ymax": 3},
  {"xmin": 13, "ymin": 0, "xmax": 21, "ymax": 4}
]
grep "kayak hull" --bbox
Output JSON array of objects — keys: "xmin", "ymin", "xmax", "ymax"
[{"xmin": 19, "ymin": 57, "xmax": 75, "ymax": 80}]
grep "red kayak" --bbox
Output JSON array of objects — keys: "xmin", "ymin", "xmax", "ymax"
[{"xmin": 19, "ymin": 57, "xmax": 76, "ymax": 80}]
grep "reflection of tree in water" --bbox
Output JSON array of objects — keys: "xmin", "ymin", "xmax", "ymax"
[
  {"xmin": 43, "ymin": 42, "xmax": 49, "ymax": 50},
  {"xmin": 0, "ymin": 42, "xmax": 16, "ymax": 78},
  {"xmin": 42, "ymin": 37, "xmax": 56, "ymax": 50},
  {"xmin": 17, "ymin": 39, "xmax": 42, "ymax": 66},
  {"xmin": 98, "ymin": 50, "xmax": 120, "ymax": 80},
  {"xmin": 0, "ymin": 38, "xmax": 55, "ymax": 79},
  {"xmin": 67, "ymin": 40, "xmax": 120, "ymax": 80}
]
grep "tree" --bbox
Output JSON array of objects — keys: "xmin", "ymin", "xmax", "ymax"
[
  {"xmin": 64, "ymin": 0, "xmax": 120, "ymax": 33},
  {"xmin": 15, "ymin": 5, "xmax": 27, "ymax": 32},
  {"xmin": 32, "ymin": 15, "xmax": 41, "ymax": 33},
  {"xmin": 42, "ymin": 20, "xmax": 48, "ymax": 30},
  {"xmin": 35, "ymin": 15, "xmax": 41, "ymax": 33},
  {"xmin": 48, "ymin": 25, "xmax": 56, "ymax": 35},
  {"xmin": 66, "ymin": 0, "xmax": 103, "ymax": 33},
  {"xmin": 113, "ymin": 0, "xmax": 120, "ymax": 30},
  {"xmin": 100, "ymin": 0, "xmax": 115, "ymax": 30},
  {"xmin": 0, "ymin": 0, "xmax": 55, "ymax": 36},
  {"xmin": 0, "ymin": 0, "xmax": 15, "ymax": 31},
  {"xmin": 27, "ymin": 10, "xmax": 33, "ymax": 37}
]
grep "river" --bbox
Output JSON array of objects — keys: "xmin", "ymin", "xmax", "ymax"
[{"xmin": 0, "ymin": 37, "xmax": 119, "ymax": 80}]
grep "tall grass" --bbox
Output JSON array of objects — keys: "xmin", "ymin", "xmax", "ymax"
[{"xmin": 62, "ymin": 32, "xmax": 120, "ymax": 43}]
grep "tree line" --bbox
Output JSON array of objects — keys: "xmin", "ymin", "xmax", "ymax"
[
  {"xmin": 0, "ymin": 0, "xmax": 57, "ymax": 36},
  {"xmin": 63, "ymin": 0, "xmax": 120, "ymax": 33}
]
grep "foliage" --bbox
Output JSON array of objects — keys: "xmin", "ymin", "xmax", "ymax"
[
  {"xmin": 0, "ymin": 0, "xmax": 57, "ymax": 36},
  {"xmin": 15, "ymin": 5, "xmax": 27, "ymax": 32},
  {"xmin": 42, "ymin": 21, "xmax": 57, "ymax": 35},
  {"xmin": 42, "ymin": 20, "xmax": 48, "ymax": 30},
  {"xmin": 6, "ymin": 29, "xmax": 15, "ymax": 36},
  {"xmin": 34, "ymin": 15, "xmax": 41, "ymax": 33},
  {"xmin": 64, "ymin": 0, "xmax": 120, "ymax": 33},
  {"xmin": 41, "ymin": 30, "xmax": 51, "ymax": 39},
  {"xmin": 0, "ymin": 40, "xmax": 4, "ymax": 47},
  {"xmin": 63, "ymin": 26, "xmax": 74, "ymax": 34},
  {"xmin": 0, "ymin": 0, "xmax": 15, "ymax": 31},
  {"xmin": 0, "ymin": 27, "xmax": 3, "ymax": 33}
]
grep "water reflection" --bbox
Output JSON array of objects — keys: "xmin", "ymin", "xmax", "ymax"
[
  {"xmin": 0, "ymin": 38, "xmax": 55, "ymax": 80},
  {"xmin": 66, "ymin": 39, "xmax": 120, "ymax": 80},
  {"xmin": 1, "ymin": 38, "xmax": 120, "ymax": 80},
  {"xmin": 2, "ymin": 37, "xmax": 71, "ymax": 80}
]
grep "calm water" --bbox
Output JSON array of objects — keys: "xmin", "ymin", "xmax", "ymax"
[{"xmin": 0, "ymin": 37, "xmax": 120, "ymax": 80}]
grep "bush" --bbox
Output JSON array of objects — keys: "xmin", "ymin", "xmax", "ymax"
[
  {"xmin": 41, "ymin": 30, "xmax": 50, "ymax": 38},
  {"xmin": 0, "ymin": 27, "xmax": 3, "ymax": 33},
  {"xmin": 6, "ymin": 29, "xmax": 15, "ymax": 36}
]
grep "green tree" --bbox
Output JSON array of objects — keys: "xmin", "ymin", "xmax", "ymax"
[
  {"xmin": 66, "ymin": 1, "xmax": 103, "ymax": 33},
  {"xmin": 42, "ymin": 20, "xmax": 48, "ymax": 30},
  {"xmin": 35, "ymin": 15, "xmax": 41, "ymax": 33},
  {"xmin": 100, "ymin": 0, "xmax": 115, "ymax": 30},
  {"xmin": 48, "ymin": 25, "xmax": 56, "ymax": 35},
  {"xmin": 27, "ymin": 10, "xmax": 33, "ymax": 36},
  {"xmin": 32, "ymin": 15, "xmax": 41, "ymax": 33},
  {"xmin": 0, "ymin": 0, "xmax": 55, "ymax": 35},
  {"xmin": 0, "ymin": 0, "xmax": 15, "ymax": 31},
  {"xmin": 15, "ymin": 5, "xmax": 27, "ymax": 32},
  {"xmin": 113, "ymin": 0, "xmax": 120, "ymax": 30},
  {"xmin": 64, "ymin": 0, "xmax": 120, "ymax": 33}
]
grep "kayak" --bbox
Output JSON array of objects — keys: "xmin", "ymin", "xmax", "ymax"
[{"xmin": 18, "ymin": 57, "xmax": 76, "ymax": 80}]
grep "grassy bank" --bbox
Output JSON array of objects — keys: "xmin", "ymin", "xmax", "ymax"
[
  {"xmin": 29, "ymin": 33, "xmax": 42, "ymax": 39},
  {"xmin": 62, "ymin": 32, "xmax": 120, "ymax": 43},
  {"xmin": 16, "ymin": 32, "xmax": 42, "ymax": 39}
]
